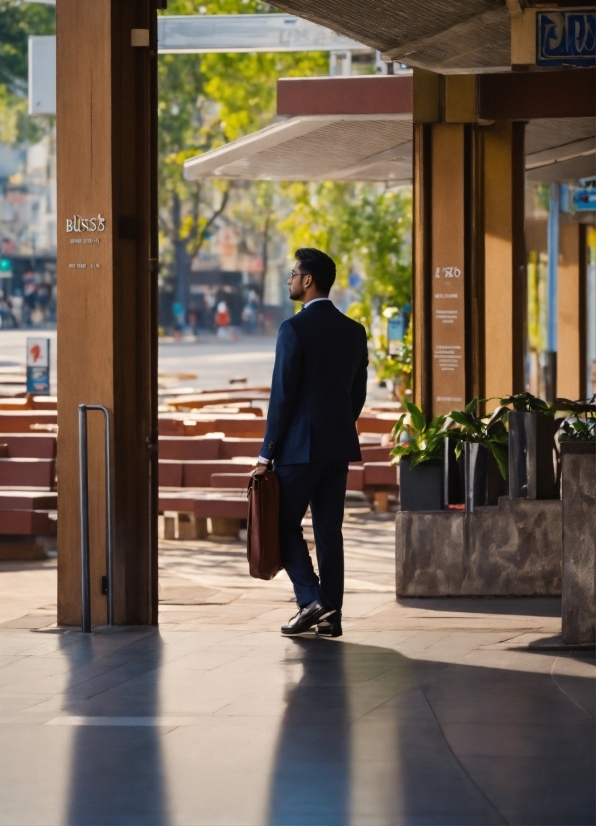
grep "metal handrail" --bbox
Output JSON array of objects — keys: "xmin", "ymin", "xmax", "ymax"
[{"xmin": 78, "ymin": 404, "xmax": 114, "ymax": 633}]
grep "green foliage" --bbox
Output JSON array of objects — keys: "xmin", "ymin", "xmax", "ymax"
[
  {"xmin": 281, "ymin": 182, "xmax": 412, "ymax": 330},
  {"xmin": 0, "ymin": 0, "xmax": 55, "ymax": 146},
  {"xmin": 500, "ymin": 392, "xmax": 553, "ymax": 415},
  {"xmin": 390, "ymin": 400, "xmax": 446, "ymax": 468},
  {"xmin": 367, "ymin": 321, "xmax": 412, "ymax": 401},
  {"xmin": 557, "ymin": 395, "xmax": 596, "ymax": 442},
  {"xmin": 0, "ymin": 82, "xmax": 23, "ymax": 144},
  {"xmin": 559, "ymin": 418, "xmax": 596, "ymax": 442},
  {"xmin": 158, "ymin": 0, "xmax": 327, "ymax": 278},
  {"xmin": 0, "ymin": 0, "xmax": 55, "ymax": 89},
  {"xmin": 445, "ymin": 398, "xmax": 509, "ymax": 479}
]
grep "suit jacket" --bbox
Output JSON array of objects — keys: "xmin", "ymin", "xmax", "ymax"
[{"xmin": 260, "ymin": 300, "xmax": 368, "ymax": 465}]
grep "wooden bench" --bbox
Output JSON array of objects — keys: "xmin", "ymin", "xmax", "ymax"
[
  {"xmin": 0, "ymin": 434, "xmax": 56, "ymax": 458},
  {"xmin": 360, "ymin": 445, "xmax": 392, "ymax": 463},
  {"xmin": 158, "ymin": 436, "xmax": 221, "ymax": 461},
  {"xmin": 158, "ymin": 415, "xmax": 266, "ymax": 438},
  {"xmin": 163, "ymin": 391, "xmax": 269, "ymax": 411},
  {"xmin": 159, "ymin": 457, "xmax": 257, "ymax": 488},
  {"xmin": 183, "ymin": 459, "xmax": 255, "ymax": 487},
  {"xmin": 0, "ymin": 491, "xmax": 57, "ymax": 509},
  {"xmin": 157, "ymin": 435, "xmax": 262, "ymax": 462},
  {"xmin": 357, "ymin": 413, "xmax": 398, "ymax": 435},
  {"xmin": 0, "ymin": 458, "xmax": 56, "ymax": 489},
  {"xmin": 211, "ymin": 464, "xmax": 365, "ymax": 493},
  {"xmin": 159, "ymin": 461, "xmax": 184, "ymax": 488},
  {"xmin": 158, "ymin": 488, "xmax": 248, "ymax": 541},
  {"xmin": 0, "ymin": 509, "xmax": 56, "ymax": 536},
  {"xmin": 219, "ymin": 437, "xmax": 262, "ymax": 459},
  {"xmin": 0, "ymin": 411, "xmax": 57, "ymax": 432},
  {"xmin": 363, "ymin": 462, "xmax": 399, "ymax": 512},
  {"xmin": 0, "ymin": 489, "xmax": 58, "ymax": 559}
]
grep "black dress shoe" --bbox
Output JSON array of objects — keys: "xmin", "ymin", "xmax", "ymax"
[
  {"xmin": 281, "ymin": 600, "xmax": 333, "ymax": 636},
  {"xmin": 316, "ymin": 610, "xmax": 342, "ymax": 638}
]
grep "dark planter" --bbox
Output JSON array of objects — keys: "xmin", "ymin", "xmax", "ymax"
[
  {"xmin": 443, "ymin": 438, "xmax": 464, "ymax": 507},
  {"xmin": 508, "ymin": 412, "xmax": 558, "ymax": 499},
  {"xmin": 444, "ymin": 440, "xmax": 505, "ymax": 508},
  {"xmin": 399, "ymin": 457, "xmax": 443, "ymax": 511},
  {"xmin": 464, "ymin": 442, "xmax": 488, "ymax": 512},
  {"xmin": 487, "ymin": 448, "xmax": 508, "ymax": 505}
]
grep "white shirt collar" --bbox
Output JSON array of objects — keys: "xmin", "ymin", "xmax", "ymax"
[{"xmin": 303, "ymin": 297, "xmax": 332, "ymax": 309}]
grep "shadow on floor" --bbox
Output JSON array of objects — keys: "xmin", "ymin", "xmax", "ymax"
[
  {"xmin": 398, "ymin": 596, "xmax": 563, "ymax": 617},
  {"xmin": 267, "ymin": 636, "xmax": 594, "ymax": 826},
  {"xmin": 61, "ymin": 630, "xmax": 169, "ymax": 826}
]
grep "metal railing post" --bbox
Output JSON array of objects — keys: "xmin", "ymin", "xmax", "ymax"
[{"xmin": 78, "ymin": 404, "xmax": 114, "ymax": 632}]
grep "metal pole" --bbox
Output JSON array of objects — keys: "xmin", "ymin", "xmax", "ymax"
[
  {"xmin": 78, "ymin": 404, "xmax": 114, "ymax": 632},
  {"xmin": 101, "ymin": 406, "xmax": 114, "ymax": 626},
  {"xmin": 78, "ymin": 405, "xmax": 91, "ymax": 633}
]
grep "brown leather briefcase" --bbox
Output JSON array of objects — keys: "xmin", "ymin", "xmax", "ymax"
[{"xmin": 246, "ymin": 467, "xmax": 283, "ymax": 580}]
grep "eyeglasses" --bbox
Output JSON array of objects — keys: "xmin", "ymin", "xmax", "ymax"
[{"xmin": 287, "ymin": 270, "xmax": 308, "ymax": 282}]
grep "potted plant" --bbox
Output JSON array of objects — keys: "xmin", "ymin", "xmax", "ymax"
[
  {"xmin": 501, "ymin": 392, "xmax": 558, "ymax": 499},
  {"xmin": 391, "ymin": 401, "xmax": 446, "ymax": 511},
  {"xmin": 556, "ymin": 395, "xmax": 596, "ymax": 444},
  {"xmin": 445, "ymin": 399, "xmax": 508, "ymax": 512}
]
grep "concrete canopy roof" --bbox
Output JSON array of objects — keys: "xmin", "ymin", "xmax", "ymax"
[
  {"xmin": 184, "ymin": 75, "xmax": 414, "ymax": 184},
  {"xmin": 183, "ymin": 73, "xmax": 595, "ymax": 185},
  {"xmin": 269, "ymin": 0, "xmax": 512, "ymax": 73},
  {"xmin": 183, "ymin": 115, "xmax": 413, "ymax": 182}
]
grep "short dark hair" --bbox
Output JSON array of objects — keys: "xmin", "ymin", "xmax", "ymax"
[{"xmin": 295, "ymin": 248, "xmax": 336, "ymax": 294}]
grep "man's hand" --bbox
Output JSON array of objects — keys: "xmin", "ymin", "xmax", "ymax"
[{"xmin": 252, "ymin": 460, "xmax": 270, "ymax": 478}]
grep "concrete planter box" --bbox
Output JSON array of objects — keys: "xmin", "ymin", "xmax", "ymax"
[
  {"xmin": 395, "ymin": 497, "xmax": 562, "ymax": 596},
  {"xmin": 561, "ymin": 442, "xmax": 595, "ymax": 645},
  {"xmin": 508, "ymin": 411, "xmax": 558, "ymax": 499},
  {"xmin": 399, "ymin": 457, "xmax": 443, "ymax": 512}
]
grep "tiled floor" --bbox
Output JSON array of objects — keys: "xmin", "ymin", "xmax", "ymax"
[{"xmin": 0, "ymin": 504, "xmax": 593, "ymax": 825}]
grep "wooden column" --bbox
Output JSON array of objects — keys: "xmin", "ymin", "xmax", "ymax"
[
  {"xmin": 430, "ymin": 124, "xmax": 467, "ymax": 416},
  {"xmin": 557, "ymin": 222, "xmax": 586, "ymax": 400},
  {"xmin": 412, "ymin": 68, "xmax": 526, "ymax": 417},
  {"xmin": 412, "ymin": 123, "xmax": 432, "ymax": 414},
  {"xmin": 56, "ymin": 0, "xmax": 158, "ymax": 626},
  {"xmin": 482, "ymin": 121, "xmax": 526, "ymax": 407}
]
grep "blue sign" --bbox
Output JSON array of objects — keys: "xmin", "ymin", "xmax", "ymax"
[
  {"xmin": 388, "ymin": 315, "xmax": 405, "ymax": 343},
  {"xmin": 573, "ymin": 176, "xmax": 596, "ymax": 212},
  {"xmin": 537, "ymin": 12, "xmax": 596, "ymax": 67}
]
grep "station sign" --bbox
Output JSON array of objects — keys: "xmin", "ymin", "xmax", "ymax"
[
  {"xmin": 26, "ymin": 337, "xmax": 50, "ymax": 394},
  {"xmin": 537, "ymin": 11, "xmax": 596, "ymax": 67}
]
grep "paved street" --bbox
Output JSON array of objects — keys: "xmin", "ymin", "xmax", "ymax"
[
  {"xmin": 0, "ymin": 329, "xmax": 277, "ymax": 397},
  {"xmin": 0, "ymin": 502, "xmax": 593, "ymax": 825}
]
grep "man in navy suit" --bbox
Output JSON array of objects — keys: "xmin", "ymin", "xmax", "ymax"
[{"xmin": 257, "ymin": 248, "xmax": 368, "ymax": 637}]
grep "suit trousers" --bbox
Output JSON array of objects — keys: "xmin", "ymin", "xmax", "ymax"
[{"xmin": 274, "ymin": 460, "xmax": 349, "ymax": 610}]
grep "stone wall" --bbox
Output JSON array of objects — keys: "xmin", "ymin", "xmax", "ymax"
[
  {"xmin": 561, "ymin": 444, "xmax": 595, "ymax": 645},
  {"xmin": 396, "ymin": 498, "xmax": 562, "ymax": 597}
]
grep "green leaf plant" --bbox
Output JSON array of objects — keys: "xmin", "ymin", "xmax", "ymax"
[
  {"xmin": 555, "ymin": 395, "xmax": 596, "ymax": 442},
  {"xmin": 445, "ymin": 398, "xmax": 509, "ymax": 479},
  {"xmin": 390, "ymin": 400, "xmax": 447, "ymax": 468},
  {"xmin": 499, "ymin": 392, "xmax": 554, "ymax": 415}
]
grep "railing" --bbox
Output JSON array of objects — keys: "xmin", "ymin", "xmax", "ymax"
[{"xmin": 78, "ymin": 404, "xmax": 114, "ymax": 633}]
